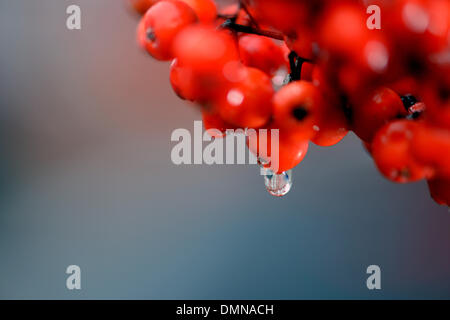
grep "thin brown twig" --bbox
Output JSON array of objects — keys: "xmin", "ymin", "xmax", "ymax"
[{"xmin": 220, "ymin": 20, "xmax": 285, "ymax": 41}]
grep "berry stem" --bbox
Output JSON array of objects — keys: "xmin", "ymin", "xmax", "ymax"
[
  {"xmin": 288, "ymin": 51, "xmax": 314, "ymax": 82},
  {"xmin": 220, "ymin": 20, "xmax": 284, "ymax": 41}
]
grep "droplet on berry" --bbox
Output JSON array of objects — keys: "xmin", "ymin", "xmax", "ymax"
[{"xmin": 262, "ymin": 167, "xmax": 293, "ymax": 197}]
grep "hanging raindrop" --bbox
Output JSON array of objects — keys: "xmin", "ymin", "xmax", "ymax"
[{"xmin": 261, "ymin": 167, "xmax": 293, "ymax": 197}]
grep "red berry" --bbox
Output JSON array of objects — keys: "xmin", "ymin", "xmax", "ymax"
[
  {"xmin": 172, "ymin": 25, "xmax": 239, "ymax": 73},
  {"xmin": 308, "ymin": 66, "xmax": 349, "ymax": 146},
  {"xmin": 178, "ymin": 0, "xmax": 217, "ymax": 23},
  {"xmin": 372, "ymin": 120, "xmax": 432, "ymax": 183},
  {"xmin": 171, "ymin": 25, "xmax": 240, "ymax": 102},
  {"xmin": 245, "ymin": 0, "xmax": 309, "ymax": 34},
  {"xmin": 284, "ymin": 27, "xmax": 316, "ymax": 60},
  {"xmin": 202, "ymin": 110, "xmax": 234, "ymax": 138},
  {"xmin": 300, "ymin": 62, "xmax": 314, "ymax": 82},
  {"xmin": 319, "ymin": 3, "xmax": 370, "ymax": 59},
  {"xmin": 169, "ymin": 58, "xmax": 195, "ymax": 100},
  {"xmin": 427, "ymin": 178, "xmax": 450, "ymax": 206},
  {"xmin": 312, "ymin": 102, "xmax": 348, "ymax": 147},
  {"xmin": 389, "ymin": 76, "xmax": 421, "ymax": 97},
  {"xmin": 139, "ymin": 0, "xmax": 197, "ymax": 60},
  {"xmin": 411, "ymin": 124, "xmax": 450, "ymax": 179},
  {"xmin": 170, "ymin": 57, "xmax": 236, "ymax": 103},
  {"xmin": 171, "ymin": 25, "xmax": 242, "ymax": 103},
  {"xmin": 387, "ymin": 0, "xmax": 450, "ymax": 55},
  {"xmin": 353, "ymin": 87, "xmax": 408, "ymax": 142},
  {"xmin": 238, "ymin": 35, "xmax": 287, "ymax": 76},
  {"xmin": 129, "ymin": 0, "xmax": 159, "ymax": 15},
  {"xmin": 247, "ymin": 126, "xmax": 309, "ymax": 174},
  {"xmin": 311, "ymin": 65, "xmax": 334, "ymax": 97},
  {"xmin": 421, "ymin": 82, "xmax": 450, "ymax": 128},
  {"xmin": 217, "ymin": 67, "xmax": 274, "ymax": 129},
  {"xmin": 129, "ymin": 0, "xmax": 450, "ymax": 204},
  {"xmin": 273, "ymin": 81, "xmax": 324, "ymax": 141},
  {"xmin": 137, "ymin": 17, "xmax": 148, "ymax": 49}
]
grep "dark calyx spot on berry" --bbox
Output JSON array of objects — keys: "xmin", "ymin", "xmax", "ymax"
[
  {"xmin": 400, "ymin": 167, "xmax": 411, "ymax": 179},
  {"xmin": 146, "ymin": 28, "xmax": 156, "ymax": 41},
  {"xmin": 401, "ymin": 94, "xmax": 418, "ymax": 111},
  {"xmin": 292, "ymin": 106, "xmax": 308, "ymax": 121}
]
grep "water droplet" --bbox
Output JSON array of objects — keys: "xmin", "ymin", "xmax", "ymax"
[
  {"xmin": 262, "ymin": 168, "xmax": 293, "ymax": 197},
  {"xmin": 257, "ymin": 157, "xmax": 269, "ymax": 166}
]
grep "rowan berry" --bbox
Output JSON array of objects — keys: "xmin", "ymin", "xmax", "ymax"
[
  {"xmin": 247, "ymin": 126, "xmax": 309, "ymax": 174},
  {"xmin": 129, "ymin": 0, "xmax": 159, "ymax": 15},
  {"xmin": 178, "ymin": 0, "xmax": 217, "ymax": 23},
  {"xmin": 318, "ymin": 3, "xmax": 370, "ymax": 60},
  {"xmin": 202, "ymin": 110, "xmax": 234, "ymax": 138},
  {"xmin": 353, "ymin": 87, "xmax": 408, "ymax": 142},
  {"xmin": 372, "ymin": 120, "xmax": 432, "ymax": 183},
  {"xmin": 387, "ymin": 0, "xmax": 450, "ymax": 55},
  {"xmin": 171, "ymin": 25, "xmax": 240, "ymax": 101},
  {"xmin": 245, "ymin": 0, "xmax": 309, "ymax": 34},
  {"xmin": 420, "ymin": 82, "xmax": 450, "ymax": 128},
  {"xmin": 238, "ymin": 35, "xmax": 287, "ymax": 76},
  {"xmin": 284, "ymin": 27, "xmax": 316, "ymax": 61},
  {"xmin": 427, "ymin": 178, "xmax": 450, "ymax": 206},
  {"xmin": 137, "ymin": 17, "xmax": 148, "ymax": 50},
  {"xmin": 273, "ymin": 81, "xmax": 324, "ymax": 141},
  {"xmin": 128, "ymin": 0, "xmax": 450, "ymax": 203},
  {"xmin": 411, "ymin": 124, "xmax": 450, "ymax": 179},
  {"xmin": 311, "ymin": 102, "xmax": 348, "ymax": 147},
  {"xmin": 217, "ymin": 67, "xmax": 274, "ymax": 129},
  {"xmin": 139, "ymin": 0, "xmax": 197, "ymax": 60},
  {"xmin": 172, "ymin": 25, "xmax": 239, "ymax": 73},
  {"xmin": 169, "ymin": 58, "xmax": 195, "ymax": 101}
]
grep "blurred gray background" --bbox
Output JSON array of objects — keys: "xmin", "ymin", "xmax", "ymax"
[{"xmin": 0, "ymin": 0, "xmax": 449, "ymax": 299}]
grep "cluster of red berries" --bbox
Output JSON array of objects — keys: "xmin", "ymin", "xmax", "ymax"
[{"xmin": 128, "ymin": 0, "xmax": 450, "ymax": 206}]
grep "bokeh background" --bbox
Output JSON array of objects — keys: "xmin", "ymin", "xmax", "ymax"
[{"xmin": 0, "ymin": 0, "xmax": 449, "ymax": 299}]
